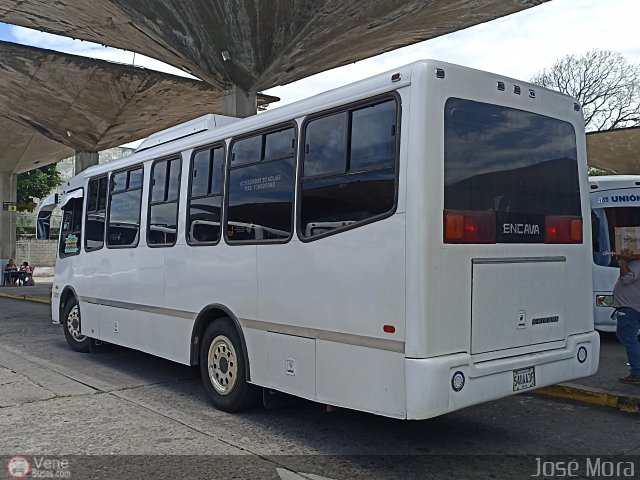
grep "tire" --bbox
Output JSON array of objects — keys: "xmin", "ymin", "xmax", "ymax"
[
  {"xmin": 62, "ymin": 297, "xmax": 91, "ymax": 353},
  {"xmin": 199, "ymin": 318, "xmax": 260, "ymax": 412}
]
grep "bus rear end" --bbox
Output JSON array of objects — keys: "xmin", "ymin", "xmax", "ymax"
[{"xmin": 404, "ymin": 61, "xmax": 599, "ymax": 419}]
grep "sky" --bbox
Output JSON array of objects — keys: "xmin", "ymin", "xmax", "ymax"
[{"xmin": 0, "ymin": 0, "xmax": 638, "ymax": 110}]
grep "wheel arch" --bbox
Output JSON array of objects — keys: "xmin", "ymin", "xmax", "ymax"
[
  {"xmin": 190, "ymin": 304, "xmax": 252, "ymax": 381},
  {"xmin": 59, "ymin": 285, "xmax": 80, "ymax": 318}
]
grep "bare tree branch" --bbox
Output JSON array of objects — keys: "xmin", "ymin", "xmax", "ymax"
[{"xmin": 530, "ymin": 49, "xmax": 640, "ymax": 132}]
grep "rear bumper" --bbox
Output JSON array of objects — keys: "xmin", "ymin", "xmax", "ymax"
[{"xmin": 405, "ymin": 331, "xmax": 600, "ymax": 420}]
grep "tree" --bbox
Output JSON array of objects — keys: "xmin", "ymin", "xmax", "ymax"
[
  {"xmin": 530, "ymin": 50, "xmax": 640, "ymax": 132},
  {"xmin": 17, "ymin": 163, "xmax": 62, "ymax": 212}
]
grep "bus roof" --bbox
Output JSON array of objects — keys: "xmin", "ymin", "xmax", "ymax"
[
  {"xmin": 68, "ymin": 58, "xmax": 580, "ymax": 188},
  {"xmin": 589, "ymin": 175, "xmax": 640, "ymax": 191}
]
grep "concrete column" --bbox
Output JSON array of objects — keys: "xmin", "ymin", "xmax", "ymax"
[
  {"xmin": 223, "ymin": 86, "xmax": 257, "ymax": 118},
  {"xmin": 0, "ymin": 172, "xmax": 17, "ymax": 264},
  {"xmin": 74, "ymin": 151, "xmax": 99, "ymax": 175}
]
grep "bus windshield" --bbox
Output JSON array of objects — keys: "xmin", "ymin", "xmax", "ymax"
[{"xmin": 592, "ymin": 205, "xmax": 640, "ymax": 267}]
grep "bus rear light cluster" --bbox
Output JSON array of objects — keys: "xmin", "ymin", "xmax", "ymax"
[
  {"xmin": 545, "ymin": 216, "xmax": 582, "ymax": 244},
  {"xmin": 444, "ymin": 210, "xmax": 496, "ymax": 244},
  {"xmin": 444, "ymin": 210, "xmax": 583, "ymax": 244}
]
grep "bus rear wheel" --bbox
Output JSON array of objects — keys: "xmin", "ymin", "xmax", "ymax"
[
  {"xmin": 199, "ymin": 319, "xmax": 259, "ymax": 412},
  {"xmin": 62, "ymin": 297, "xmax": 90, "ymax": 353}
]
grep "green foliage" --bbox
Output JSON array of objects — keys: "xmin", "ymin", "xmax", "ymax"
[
  {"xmin": 17, "ymin": 164, "xmax": 62, "ymax": 212},
  {"xmin": 588, "ymin": 167, "xmax": 612, "ymax": 176}
]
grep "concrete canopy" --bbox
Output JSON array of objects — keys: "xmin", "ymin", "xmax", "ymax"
[
  {"xmin": 0, "ymin": 116, "xmax": 74, "ymax": 174},
  {"xmin": 0, "ymin": 40, "xmax": 273, "ymax": 174},
  {"xmin": 0, "ymin": 0, "xmax": 547, "ymax": 92},
  {"xmin": 586, "ymin": 127, "xmax": 640, "ymax": 174}
]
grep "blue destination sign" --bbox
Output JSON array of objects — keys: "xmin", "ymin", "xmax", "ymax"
[{"xmin": 597, "ymin": 194, "xmax": 640, "ymax": 204}]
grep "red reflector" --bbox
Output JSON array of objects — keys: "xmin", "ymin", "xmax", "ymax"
[
  {"xmin": 545, "ymin": 216, "xmax": 583, "ymax": 244},
  {"xmin": 444, "ymin": 210, "xmax": 496, "ymax": 244},
  {"xmin": 383, "ymin": 325, "xmax": 396, "ymax": 333},
  {"xmin": 391, "ymin": 73, "xmax": 401, "ymax": 82}
]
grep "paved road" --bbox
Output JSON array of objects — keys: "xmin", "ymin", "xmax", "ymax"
[{"xmin": 1, "ymin": 297, "xmax": 639, "ymax": 479}]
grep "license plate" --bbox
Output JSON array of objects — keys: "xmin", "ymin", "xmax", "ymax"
[{"xmin": 513, "ymin": 367, "xmax": 536, "ymax": 391}]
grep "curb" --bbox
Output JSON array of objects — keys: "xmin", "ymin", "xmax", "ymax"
[
  {"xmin": 0, "ymin": 292, "xmax": 51, "ymax": 305},
  {"xmin": 534, "ymin": 383, "xmax": 640, "ymax": 413}
]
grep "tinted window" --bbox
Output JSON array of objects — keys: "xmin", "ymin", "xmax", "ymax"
[
  {"xmin": 265, "ymin": 129, "xmax": 295, "ymax": 160},
  {"xmin": 107, "ymin": 166, "xmax": 143, "ymax": 247},
  {"xmin": 112, "ymin": 172, "xmax": 127, "ymax": 192},
  {"xmin": 350, "ymin": 101, "xmax": 396, "ymax": 170},
  {"xmin": 191, "ymin": 150, "xmax": 210, "ymax": 198},
  {"xmin": 151, "ymin": 161, "xmax": 167, "ymax": 202},
  {"xmin": 85, "ymin": 176, "xmax": 108, "ymax": 251},
  {"xmin": 167, "ymin": 159, "xmax": 181, "ymax": 201},
  {"xmin": 128, "ymin": 169, "xmax": 143, "ymax": 190},
  {"xmin": 232, "ymin": 135, "xmax": 262, "ymax": 165},
  {"xmin": 304, "ymin": 113, "xmax": 347, "ymax": 177},
  {"xmin": 211, "ymin": 150, "xmax": 225, "ymax": 195},
  {"xmin": 188, "ymin": 147, "xmax": 225, "ymax": 244},
  {"xmin": 226, "ymin": 126, "xmax": 296, "ymax": 243},
  {"xmin": 592, "ymin": 206, "xmax": 640, "ymax": 267},
  {"xmin": 227, "ymin": 158, "xmax": 295, "ymax": 241},
  {"xmin": 148, "ymin": 158, "xmax": 181, "ymax": 246},
  {"xmin": 59, "ymin": 196, "xmax": 83, "ymax": 257},
  {"xmin": 300, "ymin": 98, "xmax": 398, "ymax": 239},
  {"xmin": 444, "ymin": 98, "xmax": 580, "ymax": 217}
]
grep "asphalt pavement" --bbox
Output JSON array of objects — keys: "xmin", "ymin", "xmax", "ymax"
[
  {"xmin": 1, "ymin": 277, "xmax": 638, "ymax": 410},
  {"xmin": 1, "ymin": 294, "xmax": 640, "ymax": 479}
]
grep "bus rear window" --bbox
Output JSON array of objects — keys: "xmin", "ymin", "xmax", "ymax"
[{"xmin": 444, "ymin": 98, "xmax": 581, "ymax": 244}]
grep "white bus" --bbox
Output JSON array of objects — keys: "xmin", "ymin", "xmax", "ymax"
[
  {"xmin": 590, "ymin": 175, "xmax": 640, "ymax": 331},
  {"xmin": 39, "ymin": 60, "xmax": 599, "ymax": 419}
]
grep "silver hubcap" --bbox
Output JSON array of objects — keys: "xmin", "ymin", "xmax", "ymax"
[
  {"xmin": 66, "ymin": 305, "xmax": 86, "ymax": 342},
  {"xmin": 207, "ymin": 335, "xmax": 238, "ymax": 395}
]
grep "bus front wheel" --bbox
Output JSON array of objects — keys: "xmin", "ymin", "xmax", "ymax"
[
  {"xmin": 199, "ymin": 319, "xmax": 259, "ymax": 412},
  {"xmin": 62, "ymin": 297, "xmax": 91, "ymax": 353}
]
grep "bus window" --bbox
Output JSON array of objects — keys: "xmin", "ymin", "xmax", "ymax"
[
  {"xmin": 226, "ymin": 126, "xmax": 296, "ymax": 243},
  {"xmin": 59, "ymin": 196, "xmax": 83, "ymax": 257},
  {"xmin": 188, "ymin": 146, "xmax": 225, "ymax": 244},
  {"xmin": 444, "ymin": 98, "xmax": 580, "ymax": 244},
  {"xmin": 300, "ymin": 98, "xmax": 398, "ymax": 240},
  {"xmin": 85, "ymin": 176, "xmax": 108, "ymax": 252},
  {"xmin": 148, "ymin": 157, "xmax": 181, "ymax": 246},
  {"xmin": 592, "ymin": 206, "xmax": 640, "ymax": 267},
  {"xmin": 107, "ymin": 166, "xmax": 143, "ymax": 248}
]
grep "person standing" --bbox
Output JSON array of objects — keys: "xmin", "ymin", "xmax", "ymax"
[{"xmin": 613, "ymin": 256, "xmax": 640, "ymax": 384}]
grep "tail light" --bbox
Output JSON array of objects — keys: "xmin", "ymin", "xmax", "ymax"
[
  {"xmin": 545, "ymin": 216, "xmax": 583, "ymax": 244},
  {"xmin": 444, "ymin": 210, "xmax": 496, "ymax": 243}
]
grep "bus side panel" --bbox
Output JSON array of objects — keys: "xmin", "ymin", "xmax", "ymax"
[
  {"xmin": 98, "ymin": 306, "xmax": 193, "ymax": 364},
  {"xmin": 257, "ymin": 216, "xmax": 406, "ymax": 409},
  {"xmin": 316, "ymin": 340, "xmax": 406, "ymax": 418},
  {"xmin": 164, "ymin": 242, "xmax": 258, "ymax": 352}
]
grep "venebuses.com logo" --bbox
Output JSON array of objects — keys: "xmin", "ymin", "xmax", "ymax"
[
  {"xmin": 6, "ymin": 455, "xmax": 71, "ymax": 478},
  {"xmin": 6, "ymin": 456, "xmax": 30, "ymax": 479}
]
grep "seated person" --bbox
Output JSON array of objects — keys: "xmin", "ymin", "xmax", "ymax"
[
  {"xmin": 19, "ymin": 262, "xmax": 33, "ymax": 285},
  {"xmin": 4, "ymin": 259, "xmax": 17, "ymax": 286}
]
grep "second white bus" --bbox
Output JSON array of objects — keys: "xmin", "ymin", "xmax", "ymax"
[
  {"xmin": 590, "ymin": 175, "xmax": 640, "ymax": 331},
  {"xmin": 40, "ymin": 60, "xmax": 599, "ymax": 419}
]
